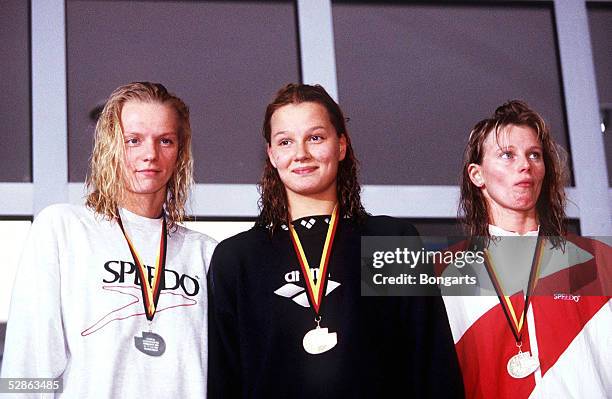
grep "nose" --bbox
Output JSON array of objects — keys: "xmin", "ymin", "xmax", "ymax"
[
  {"xmin": 143, "ymin": 139, "xmax": 158, "ymax": 162},
  {"xmin": 294, "ymin": 141, "xmax": 311, "ymax": 162},
  {"xmin": 517, "ymin": 154, "xmax": 531, "ymax": 173}
]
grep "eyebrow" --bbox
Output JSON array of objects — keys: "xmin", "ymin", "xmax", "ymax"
[
  {"xmin": 271, "ymin": 130, "xmax": 288, "ymax": 138},
  {"xmin": 271, "ymin": 125, "xmax": 327, "ymax": 138},
  {"xmin": 307, "ymin": 125, "xmax": 326, "ymax": 133},
  {"xmin": 495, "ymin": 144, "xmax": 543, "ymax": 151},
  {"xmin": 123, "ymin": 131, "xmax": 178, "ymax": 137}
]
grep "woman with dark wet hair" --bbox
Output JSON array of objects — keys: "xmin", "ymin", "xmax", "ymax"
[{"xmin": 207, "ymin": 83, "xmax": 463, "ymax": 398}]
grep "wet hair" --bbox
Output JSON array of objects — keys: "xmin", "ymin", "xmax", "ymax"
[
  {"xmin": 459, "ymin": 100, "xmax": 568, "ymax": 247},
  {"xmin": 86, "ymin": 82, "xmax": 192, "ymax": 229},
  {"xmin": 256, "ymin": 83, "xmax": 367, "ymax": 229}
]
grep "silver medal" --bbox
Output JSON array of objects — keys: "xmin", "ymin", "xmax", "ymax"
[
  {"xmin": 303, "ymin": 326, "xmax": 337, "ymax": 355},
  {"xmin": 134, "ymin": 331, "xmax": 166, "ymax": 357},
  {"xmin": 507, "ymin": 350, "xmax": 539, "ymax": 378}
]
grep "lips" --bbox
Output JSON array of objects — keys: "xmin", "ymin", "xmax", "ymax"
[
  {"xmin": 515, "ymin": 179, "xmax": 534, "ymax": 188},
  {"xmin": 292, "ymin": 166, "xmax": 318, "ymax": 175},
  {"xmin": 137, "ymin": 169, "xmax": 161, "ymax": 177}
]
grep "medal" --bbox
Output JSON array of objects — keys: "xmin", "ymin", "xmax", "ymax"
[
  {"xmin": 482, "ymin": 235, "xmax": 545, "ymax": 377},
  {"xmin": 134, "ymin": 330, "xmax": 166, "ymax": 357},
  {"xmin": 289, "ymin": 205, "xmax": 339, "ymax": 355},
  {"xmin": 303, "ymin": 316, "xmax": 337, "ymax": 355},
  {"xmin": 507, "ymin": 343, "xmax": 540, "ymax": 378},
  {"xmin": 117, "ymin": 211, "xmax": 168, "ymax": 356}
]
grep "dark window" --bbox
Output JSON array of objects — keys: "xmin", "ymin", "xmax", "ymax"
[
  {"xmin": 0, "ymin": 1, "xmax": 31, "ymax": 182},
  {"xmin": 587, "ymin": 3, "xmax": 612, "ymax": 186},
  {"xmin": 332, "ymin": 1, "xmax": 570, "ymax": 185},
  {"xmin": 67, "ymin": 0, "xmax": 299, "ymax": 183}
]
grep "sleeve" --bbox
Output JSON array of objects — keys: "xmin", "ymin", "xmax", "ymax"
[
  {"xmin": 0, "ymin": 207, "xmax": 69, "ymax": 397},
  {"xmin": 207, "ymin": 239, "xmax": 242, "ymax": 399},
  {"xmin": 202, "ymin": 236, "xmax": 219, "ymax": 274}
]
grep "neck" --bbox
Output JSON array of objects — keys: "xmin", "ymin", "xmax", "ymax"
[
  {"xmin": 287, "ymin": 191, "xmax": 337, "ymax": 221},
  {"xmin": 488, "ymin": 205, "xmax": 538, "ymax": 235},
  {"xmin": 120, "ymin": 191, "xmax": 166, "ymax": 219}
]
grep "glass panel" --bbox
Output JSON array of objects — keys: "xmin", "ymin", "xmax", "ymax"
[
  {"xmin": 67, "ymin": 0, "xmax": 299, "ymax": 183},
  {"xmin": 0, "ymin": 1, "xmax": 31, "ymax": 182},
  {"xmin": 332, "ymin": 1, "xmax": 570, "ymax": 185},
  {"xmin": 587, "ymin": 3, "xmax": 612, "ymax": 186}
]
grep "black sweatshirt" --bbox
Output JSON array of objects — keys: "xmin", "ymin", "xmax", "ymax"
[{"xmin": 207, "ymin": 215, "xmax": 464, "ymax": 398}]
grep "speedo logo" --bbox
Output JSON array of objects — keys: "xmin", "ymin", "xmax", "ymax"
[
  {"xmin": 553, "ymin": 293, "xmax": 580, "ymax": 302},
  {"xmin": 274, "ymin": 269, "xmax": 340, "ymax": 307},
  {"xmin": 103, "ymin": 260, "xmax": 199, "ymax": 296}
]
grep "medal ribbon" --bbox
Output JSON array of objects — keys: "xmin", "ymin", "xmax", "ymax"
[
  {"xmin": 288, "ymin": 204, "xmax": 339, "ymax": 315},
  {"xmin": 482, "ymin": 235, "xmax": 545, "ymax": 343},
  {"xmin": 117, "ymin": 213, "xmax": 168, "ymax": 321}
]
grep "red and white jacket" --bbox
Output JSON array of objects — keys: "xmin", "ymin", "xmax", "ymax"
[{"xmin": 441, "ymin": 228, "xmax": 611, "ymax": 398}]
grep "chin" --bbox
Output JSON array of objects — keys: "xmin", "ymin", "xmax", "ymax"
[
  {"xmin": 508, "ymin": 202, "xmax": 538, "ymax": 213},
  {"xmin": 287, "ymin": 184, "xmax": 330, "ymax": 197},
  {"xmin": 128, "ymin": 185, "xmax": 166, "ymax": 195}
]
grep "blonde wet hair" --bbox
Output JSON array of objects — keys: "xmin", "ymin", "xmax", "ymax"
[{"xmin": 86, "ymin": 82, "xmax": 193, "ymax": 229}]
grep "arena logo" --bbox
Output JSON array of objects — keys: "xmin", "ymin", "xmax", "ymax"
[
  {"xmin": 103, "ymin": 260, "xmax": 199, "ymax": 296},
  {"xmin": 274, "ymin": 268, "xmax": 340, "ymax": 308}
]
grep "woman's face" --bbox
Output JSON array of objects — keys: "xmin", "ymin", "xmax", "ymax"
[
  {"xmin": 121, "ymin": 100, "xmax": 180, "ymax": 204},
  {"xmin": 468, "ymin": 124, "xmax": 545, "ymax": 218},
  {"xmin": 267, "ymin": 101, "xmax": 346, "ymax": 202}
]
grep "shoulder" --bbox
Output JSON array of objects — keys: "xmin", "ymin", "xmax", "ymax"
[
  {"xmin": 172, "ymin": 225, "xmax": 219, "ymax": 270},
  {"xmin": 362, "ymin": 215, "xmax": 420, "ymax": 236},
  {"xmin": 208, "ymin": 226, "xmax": 273, "ymax": 274},
  {"xmin": 33, "ymin": 203, "xmax": 95, "ymax": 228},
  {"xmin": 36, "ymin": 203, "xmax": 85, "ymax": 219},
  {"xmin": 25, "ymin": 204, "xmax": 100, "ymax": 246},
  {"xmin": 213, "ymin": 226, "xmax": 269, "ymax": 258},
  {"xmin": 174, "ymin": 224, "xmax": 218, "ymax": 248},
  {"xmin": 564, "ymin": 234, "xmax": 611, "ymax": 259}
]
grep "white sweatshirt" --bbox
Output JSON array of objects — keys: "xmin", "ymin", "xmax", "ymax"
[{"xmin": 1, "ymin": 204, "xmax": 217, "ymax": 398}]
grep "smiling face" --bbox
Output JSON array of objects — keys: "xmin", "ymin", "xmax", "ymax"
[
  {"xmin": 468, "ymin": 124, "xmax": 545, "ymax": 221},
  {"xmin": 267, "ymin": 102, "xmax": 347, "ymax": 203},
  {"xmin": 120, "ymin": 100, "xmax": 180, "ymax": 207}
]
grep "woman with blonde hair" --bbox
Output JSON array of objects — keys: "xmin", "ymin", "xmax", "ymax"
[{"xmin": 1, "ymin": 82, "xmax": 216, "ymax": 398}]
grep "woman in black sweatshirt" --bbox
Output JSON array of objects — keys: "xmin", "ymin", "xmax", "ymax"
[{"xmin": 207, "ymin": 83, "xmax": 463, "ymax": 398}]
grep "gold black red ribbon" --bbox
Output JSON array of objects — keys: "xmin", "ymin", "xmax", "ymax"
[
  {"xmin": 482, "ymin": 235, "xmax": 545, "ymax": 343},
  {"xmin": 117, "ymin": 213, "xmax": 167, "ymax": 321},
  {"xmin": 288, "ymin": 204, "xmax": 339, "ymax": 315}
]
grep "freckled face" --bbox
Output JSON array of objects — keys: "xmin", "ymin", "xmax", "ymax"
[
  {"xmin": 121, "ymin": 101, "xmax": 180, "ymax": 202},
  {"xmin": 469, "ymin": 124, "xmax": 545, "ymax": 216},
  {"xmin": 267, "ymin": 102, "xmax": 346, "ymax": 200}
]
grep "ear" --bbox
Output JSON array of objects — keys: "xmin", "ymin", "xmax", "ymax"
[
  {"xmin": 267, "ymin": 145, "xmax": 277, "ymax": 169},
  {"xmin": 338, "ymin": 134, "xmax": 347, "ymax": 161},
  {"xmin": 468, "ymin": 163, "xmax": 484, "ymax": 187}
]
